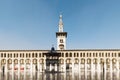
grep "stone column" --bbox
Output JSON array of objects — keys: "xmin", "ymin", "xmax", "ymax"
[
  {"xmin": 18, "ymin": 59, "xmax": 20, "ymax": 80},
  {"xmin": 37, "ymin": 59, "xmax": 39, "ymax": 71},
  {"xmin": 24, "ymin": 59, "xmax": 26, "ymax": 80},
  {"xmin": 97, "ymin": 59, "xmax": 100, "ymax": 80},
  {"xmin": 64, "ymin": 59, "xmax": 66, "ymax": 72},
  {"xmin": 44, "ymin": 59, "xmax": 46, "ymax": 72},
  {"xmin": 79, "ymin": 59, "xmax": 81, "ymax": 80},
  {"xmin": 116, "ymin": 59, "xmax": 119, "ymax": 80},
  {"xmin": 110, "ymin": 59, "xmax": 112, "ymax": 80},
  {"xmin": 72, "ymin": 58, "xmax": 74, "ymax": 80},
  {"xmin": 104, "ymin": 60, "xmax": 106, "ymax": 80},
  {"xmin": 91, "ymin": 58, "xmax": 93, "ymax": 80},
  {"xmin": 5, "ymin": 59, "xmax": 7, "ymax": 73},
  {"xmin": 12, "ymin": 59, "xmax": 14, "ymax": 80},
  {"xmin": 85, "ymin": 59, "xmax": 87, "ymax": 79}
]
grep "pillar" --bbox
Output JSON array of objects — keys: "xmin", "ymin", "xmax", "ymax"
[
  {"xmin": 44, "ymin": 59, "xmax": 46, "ymax": 72},
  {"xmin": 97, "ymin": 59, "xmax": 100, "ymax": 80},
  {"xmin": 18, "ymin": 59, "xmax": 20, "ymax": 80},
  {"xmin": 91, "ymin": 59, "xmax": 93, "ymax": 80},
  {"xmin": 37, "ymin": 59, "xmax": 39, "ymax": 71},
  {"xmin": 110, "ymin": 59, "xmax": 112, "ymax": 80},
  {"xmin": 24, "ymin": 59, "xmax": 26, "ymax": 80},
  {"xmin": 57, "ymin": 63, "xmax": 59, "ymax": 72},
  {"xmin": 79, "ymin": 59, "xmax": 81, "ymax": 80},
  {"xmin": 5, "ymin": 59, "xmax": 7, "ymax": 73},
  {"xmin": 85, "ymin": 59, "xmax": 87, "ymax": 79},
  {"xmin": 64, "ymin": 59, "xmax": 66, "ymax": 72},
  {"xmin": 104, "ymin": 61, "xmax": 106, "ymax": 80},
  {"xmin": 12, "ymin": 59, "xmax": 14, "ymax": 80},
  {"xmin": 72, "ymin": 58, "xmax": 74, "ymax": 80},
  {"xmin": 116, "ymin": 59, "xmax": 119, "ymax": 80}
]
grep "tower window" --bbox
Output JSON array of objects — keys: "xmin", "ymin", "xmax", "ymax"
[{"xmin": 60, "ymin": 39, "xmax": 63, "ymax": 43}]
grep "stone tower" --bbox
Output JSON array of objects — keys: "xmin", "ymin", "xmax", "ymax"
[{"xmin": 56, "ymin": 14, "xmax": 67, "ymax": 50}]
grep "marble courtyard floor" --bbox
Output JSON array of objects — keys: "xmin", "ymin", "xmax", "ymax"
[{"xmin": 0, "ymin": 70, "xmax": 119, "ymax": 80}]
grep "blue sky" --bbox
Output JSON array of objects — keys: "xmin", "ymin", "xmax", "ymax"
[{"xmin": 0, "ymin": 0, "xmax": 120, "ymax": 50}]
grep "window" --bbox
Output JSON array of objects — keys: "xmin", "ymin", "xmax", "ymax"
[
  {"xmin": 102, "ymin": 53, "xmax": 104, "ymax": 57},
  {"xmin": 26, "ymin": 53, "xmax": 28, "ymax": 58},
  {"xmin": 17, "ymin": 54, "xmax": 18, "ymax": 57},
  {"xmin": 4, "ymin": 53, "xmax": 6, "ymax": 57},
  {"xmin": 32, "ymin": 53, "xmax": 34, "ymax": 57},
  {"xmin": 77, "ymin": 53, "xmax": 79, "ymax": 57},
  {"xmin": 106, "ymin": 53, "xmax": 107, "ymax": 57},
  {"xmin": 20, "ymin": 54, "xmax": 22, "ymax": 57},
  {"xmin": 8, "ymin": 54, "xmax": 9, "ymax": 58},
  {"xmin": 10, "ymin": 54, "xmax": 12, "ymax": 57},
  {"xmin": 35, "ymin": 53, "xmax": 37, "ymax": 57},
  {"xmin": 80, "ymin": 53, "xmax": 82, "ymax": 57},
  {"xmin": 108, "ymin": 53, "xmax": 110, "ymax": 57},
  {"xmin": 1, "ymin": 53, "xmax": 3, "ymax": 57},
  {"xmin": 119, "ymin": 53, "xmax": 120, "ymax": 57},
  {"xmin": 87, "ymin": 53, "xmax": 89, "ymax": 57},
  {"xmin": 74, "ymin": 53, "xmax": 76, "ymax": 57},
  {"xmin": 70, "ymin": 53, "xmax": 72, "ymax": 57},
  {"xmin": 14, "ymin": 53, "xmax": 15, "ymax": 57},
  {"xmin": 83, "ymin": 53, "xmax": 85, "ymax": 57},
  {"xmin": 29, "ymin": 53, "xmax": 31, "ymax": 57},
  {"xmin": 93, "ymin": 53, "xmax": 95, "ymax": 57},
  {"xmin": 39, "ymin": 53, "xmax": 41, "ymax": 57},
  {"xmin": 66, "ymin": 53, "xmax": 68, "ymax": 57},
  {"xmin": 23, "ymin": 53, "xmax": 24, "ymax": 57},
  {"xmin": 60, "ymin": 39, "xmax": 63, "ymax": 43},
  {"xmin": 90, "ymin": 53, "xmax": 91, "ymax": 57},
  {"xmin": 99, "ymin": 53, "xmax": 101, "ymax": 57},
  {"xmin": 96, "ymin": 53, "xmax": 98, "ymax": 57},
  {"xmin": 62, "ymin": 53, "xmax": 64, "ymax": 57},
  {"xmin": 112, "ymin": 53, "xmax": 114, "ymax": 57}
]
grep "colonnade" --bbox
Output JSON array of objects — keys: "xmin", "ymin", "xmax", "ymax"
[{"xmin": 0, "ymin": 58, "xmax": 119, "ymax": 80}]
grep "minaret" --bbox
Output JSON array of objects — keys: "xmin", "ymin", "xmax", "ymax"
[{"xmin": 56, "ymin": 14, "xmax": 67, "ymax": 50}]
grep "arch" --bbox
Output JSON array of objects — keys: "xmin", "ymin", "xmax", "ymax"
[
  {"xmin": 81, "ymin": 58, "xmax": 85, "ymax": 64},
  {"xmin": 39, "ymin": 59, "xmax": 44, "ymax": 64},
  {"xmin": 100, "ymin": 58, "xmax": 104, "ymax": 64},
  {"xmin": 66, "ymin": 58, "xmax": 72, "ymax": 64},
  {"xmin": 20, "ymin": 59, "xmax": 24, "ymax": 64},
  {"xmin": 74, "ymin": 58, "xmax": 79, "ymax": 64},
  {"xmin": 87, "ymin": 58, "xmax": 91, "ymax": 64},
  {"xmin": 93, "ymin": 58, "xmax": 97, "ymax": 64},
  {"xmin": 1, "ymin": 59, "xmax": 6, "ymax": 65},
  {"xmin": 106, "ymin": 58, "xmax": 110, "ymax": 64},
  {"xmin": 59, "ymin": 59, "xmax": 64, "ymax": 64},
  {"xmin": 14, "ymin": 59, "xmax": 18, "ymax": 64},
  {"xmin": 66, "ymin": 53, "xmax": 68, "ymax": 57},
  {"xmin": 70, "ymin": 53, "xmax": 72, "ymax": 57},
  {"xmin": 26, "ymin": 59, "xmax": 31, "ymax": 64},
  {"xmin": 112, "ymin": 58, "xmax": 117, "ymax": 64},
  {"xmin": 33, "ymin": 59, "xmax": 37, "ymax": 64},
  {"xmin": 7, "ymin": 59, "xmax": 12, "ymax": 64}
]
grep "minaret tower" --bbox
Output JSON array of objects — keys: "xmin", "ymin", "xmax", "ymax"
[{"xmin": 56, "ymin": 14, "xmax": 67, "ymax": 50}]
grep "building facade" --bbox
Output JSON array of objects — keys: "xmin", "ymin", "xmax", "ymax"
[{"xmin": 0, "ymin": 15, "xmax": 120, "ymax": 74}]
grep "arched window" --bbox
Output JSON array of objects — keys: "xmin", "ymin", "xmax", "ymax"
[
  {"xmin": 35, "ymin": 53, "xmax": 37, "ymax": 57},
  {"xmin": 29, "ymin": 53, "xmax": 31, "ymax": 57},
  {"xmin": 39, "ymin": 53, "xmax": 41, "ymax": 57},
  {"xmin": 66, "ymin": 53, "xmax": 68, "ymax": 57},
  {"xmin": 70, "ymin": 53, "xmax": 72, "ymax": 57},
  {"xmin": 60, "ymin": 39, "xmax": 63, "ymax": 43},
  {"xmin": 32, "ymin": 53, "xmax": 34, "ymax": 57}
]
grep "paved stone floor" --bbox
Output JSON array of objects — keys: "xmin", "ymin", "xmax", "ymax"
[{"xmin": 0, "ymin": 70, "xmax": 119, "ymax": 80}]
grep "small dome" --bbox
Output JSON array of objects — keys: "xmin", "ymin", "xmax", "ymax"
[{"xmin": 51, "ymin": 47, "xmax": 55, "ymax": 51}]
